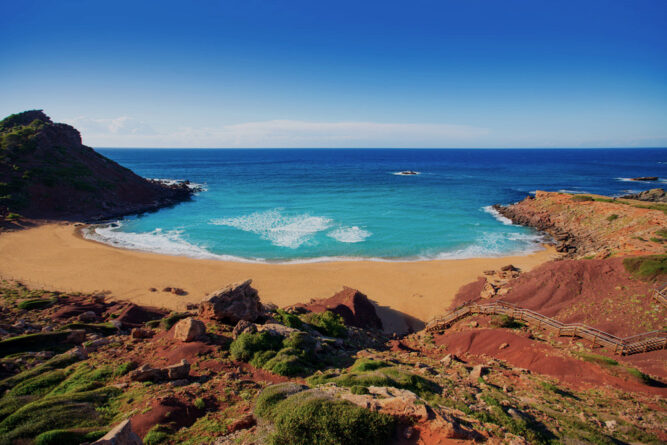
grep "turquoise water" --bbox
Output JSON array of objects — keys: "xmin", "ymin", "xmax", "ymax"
[{"xmin": 86, "ymin": 148, "xmax": 666, "ymax": 263}]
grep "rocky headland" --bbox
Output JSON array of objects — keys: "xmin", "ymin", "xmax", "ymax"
[
  {"xmin": 0, "ymin": 110, "xmax": 198, "ymax": 224},
  {"xmin": 493, "ymin": 191, "xmax": 667, "ymax": 258}
]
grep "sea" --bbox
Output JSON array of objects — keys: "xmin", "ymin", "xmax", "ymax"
[{"xmin": 86, "ymin": 148, "xmax": 666, "ymax": 263}]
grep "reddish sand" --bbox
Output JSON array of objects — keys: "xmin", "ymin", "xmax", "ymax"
[{"xmin": 434, "ymin": 328, "xmax": 667, "ymax": 396}]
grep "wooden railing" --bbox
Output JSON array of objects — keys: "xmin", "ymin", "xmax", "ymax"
[
  {"xmin": 650, "ymin": 284, "xmax": 667, "ymax": 307},
  {"xmin": 425, "ymin": 301, "xmax": 667, "ymax": 356}
]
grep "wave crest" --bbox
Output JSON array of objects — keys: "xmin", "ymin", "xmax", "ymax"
[{"xmin": 328, "ymin": 226, "xmax": 372, "ymax": 243}]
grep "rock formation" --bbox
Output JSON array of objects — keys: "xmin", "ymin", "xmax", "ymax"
[
  {"xmin": 199, "ymin": 279, "xmax": 263, "ymax": 323},
  {"xmin": 0, "ymin": 110, "xmax": 197, "ymax": 220}
]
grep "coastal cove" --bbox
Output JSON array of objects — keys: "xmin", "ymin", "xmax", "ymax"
[{"xmin": 0, "ymin": 223, "xmax": 556, "ymax": 333}]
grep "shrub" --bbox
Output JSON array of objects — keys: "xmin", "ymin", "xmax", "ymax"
[
  {"xmin": 273, "ymin": 309, "xmax": 303, "ymax": 329},
  {"xmin": 7, "ymin": 370, "xmax": 67, "ymax": 397},
  {"xmin": 263, "ymin": 348, "xmax": 311, "ymax": 376},
  {"xmin": 0, "ymin": 388, "xmax": 119, "ymax": 444},
  {"xmin": 282, "ymin": 332, "xmax": 317, "ymax": 358},
  {"xmin": 5, "ymin": 213, "xmax": 21, "ymax": 221},
  {"xmin": 492, "ymin": 315, "xmax": 526, "ymax": 329},
  {"xmin": 622, "ymin": 255, "xmax": 667, "ymax": 279},
  {"xmin": 254, "ymin": 383, "xmax": 307, "ymax": 420},
  {"xmin": 308, "ymin": 363, "xmax": 440, "ymax": 399},
  {"xmin": 50, "ymin": 363, "xmax": 114, "ymax": 394},
  {"xmin": 17, "ymin": 297, "xmax": 56, "ymax": 310},
  {"xmin": 350, "ymin": 359, "xmax": 390, "ymax": 372},
  {"xmin": 114, "ymin": 361, "xmax": 138, "ymax": 377},
  {"xmin": 193, "ymin": 398, "xmax": 206, "ymax": 410},
  {"xmin": 572, "ymin": 195, "xmax": 594, "ymax": 201},
  {"xmin": 0, "ymin": 350, "xmax": 82, "ymax": 392},
  {"xmin": 270, "ymin": 391, "xmax": 395, "ymax": 445},
  {"xmin": 161, "ymin": 312, "xmax": 190, "ymax": 330},
  {"xmin": 230, "ymin": 332, "xmax": 283, "ymax": 362},
  {"xmin": 0, "ymin": 332, "xmax": 73, "ymax": 357},
  {"xmin": 34, "ymin": 428, "xmax": 106, "ymax": 445},
  {"xmin": 144, "ymin": 425, "xmax": 170, "ymax": 445},
  {"xmin": 578, "ymin": 353, "xmax": 618, "ymax": 367},
  {"xmin": 606, "ymin": 214, "xmax": 618, "ymax": 222},
  {"xmin": 304, "ymin": 311, "xmax": 347, "ymax": 337}
]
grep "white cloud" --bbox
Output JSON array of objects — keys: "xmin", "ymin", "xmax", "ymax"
[{"xmin": 63, "ymin": 117, "xmax": 489, "ymax": 148}]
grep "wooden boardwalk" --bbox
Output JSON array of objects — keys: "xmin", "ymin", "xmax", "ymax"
[{"xmin": 425, "ymin": 297, "xmax": 667, "ymax": 356}]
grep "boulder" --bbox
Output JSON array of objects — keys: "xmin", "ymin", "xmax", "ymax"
[
  {"xmin": 66, "ymin": 329, "xmax": 86, "ymax": 344},
  {"xmin": 165, "ymin": 359, "xmax": 190, "ymax": 379},
  {"xmin": 131, "ymin": 328, "xmax": 154, "ymax": 339},
  {"xmin": 256, "ymin": 323, "xmax": 299, "ymax": 338},
  {"xmin": 232, "ymin": 320, "xmax": 257, "ymax": 339},
  {"xmin": 78, "ymin": 310, "xmax": 97, "ymax": 322},
  {"xmin": 289, "ymin": 287, "xmax": 383, "ymax": 330},
  {"xmin": 116, "ymin": 304, "xmax": 166, "ymax": 328},
  {"xmin": 470, "ymin": 365, "xmax": 486, "ymax": 380},
  {"xmin": 173, "ymin": 317, "xmax": 206, "ymax": 342},
  {"xmin": 199, "ymin": 279, "xmax": 263, "ymax": 323},
  {"xmin": 92, "ymin": 419, "xmax": 142, "ymax": 445},
  {"xmin": 129, "ymin": 364, "xmax": 166, "ymax": 382},
  {"xmin": 620, "ymin": 188, "xmax": 667, "ymax": 203}
]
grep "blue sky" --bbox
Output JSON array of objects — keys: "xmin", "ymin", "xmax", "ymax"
[{"xmin": 1, "ymin": 0, "xmax": 666, "ymax": 148}]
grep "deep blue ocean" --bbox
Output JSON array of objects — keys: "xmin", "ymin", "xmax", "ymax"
[{"xmin": 87, "ymin": 148, "xmax": 666, "ymax": 263}]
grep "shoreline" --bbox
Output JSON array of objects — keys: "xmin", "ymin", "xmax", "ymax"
[{"xmin": 0, "ymin": 223, "xmax": 558, "ymax": 334}]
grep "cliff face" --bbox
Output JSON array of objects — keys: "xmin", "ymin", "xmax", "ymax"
[
  {"xmin": 494, "ymin": 191, "xmax": 667, "ymax": 258},
  {"xmin": 0, "ymin": 110, "xmax": 195, "ymax": 220}
]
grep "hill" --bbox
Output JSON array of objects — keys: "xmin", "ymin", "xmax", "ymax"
[{"xmin": 0, "ymin": 110, "xmax": 195, "ymax": 221}]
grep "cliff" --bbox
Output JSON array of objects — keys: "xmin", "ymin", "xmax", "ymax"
[{"xmin": 0, "ymin": 110, "xmax": 195, "ymax": 220}]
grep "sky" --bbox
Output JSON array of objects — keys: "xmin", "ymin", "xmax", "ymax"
[{"xmin": 1, "ymin": 0, "xmax": 666, "ymax": 148}]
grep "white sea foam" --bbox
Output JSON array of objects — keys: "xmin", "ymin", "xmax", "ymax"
[
  {"xmin": 558, "ymin": 189, "xmax": 590, "ymax": 194},
  {"xmin": 210, "ymin": 209, "xmax": 332, "ymax": 249},
  {"xmin": 83, "ymin": 223, "xmax": 252, "ymax": 262},
  {"xmin": 149, "ymin": 178, "xmax": 208, "ymax": 192},
  {"xmin": 481, "ymin": 205, "xmax": 514, "ymax": 226},
  {"xmin": 327, "ymin": 226, "xmax": 372, "ymax": 243}
]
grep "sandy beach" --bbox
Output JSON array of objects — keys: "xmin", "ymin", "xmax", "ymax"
[{"xmin": 0, "ymin": 223, "xmax": 557, "ymax": 333}]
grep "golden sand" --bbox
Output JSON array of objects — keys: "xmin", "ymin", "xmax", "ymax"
[{"xmin": 0, "ymin": 223, "xmax": 556, "ymax": 333}]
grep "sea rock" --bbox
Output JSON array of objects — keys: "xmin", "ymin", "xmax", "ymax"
[
  {"xmin": 199, "ymin": 279, "xmax": 263, "ymax": 323},
  {"xmin": 289, "ymin": 286, "xmax": 383, "ymax": 330},
  {"xmin": 630, "ymin": 177, "xmax": 658, "ymax": 181},
  {"xmin": 620, "ymin": 188, "xmax": 667, "ymax": 203},
  {"xmin": 173, "ymin": 317, "xmax": 206, "ymax": 342},
  {"xmin": 232, "ymin": 320, "xmax": 257, "ymax": 339},
  {"xmin": 92, "ymin": 419, "xmax": 142, "ymax": 445}
]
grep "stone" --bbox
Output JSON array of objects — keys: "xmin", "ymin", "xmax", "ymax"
[
  {"xmin": 289, "ymin": 287, "xmax": 383, "ymax": 330},
  {"xmin": 605, "ymin": 420, "xmax": 617, "ymax": 430},
  {"xmin": 403, "ymin": 426, "xmax": 414, "ymax": 439},
  {"xmin": 84, "ymin": 338, "xmax": 110, "ymax": 351},
  {"xmin": 228, "ymin": 414, "xmax": 256, "ymax": 433},
  {"xmin": 91, "ymin": 419, "xmax": 142, "ymax": 445},
  {"xmin": 470, "ymin": 320, "xmax": 479, "ymax": 327},
  {"xmin": 199, "ymin": 279, "xmax": 263, "ymax": 323},
  {"xmin": 232, "ymin": 320, "xmax": 257, "ymax": 339},
  {"xmin": 173, "ymin": 317, "xmax": 206, "ymax": 342},
  {"xmin": 470, "ymin": 365, "xmax": 486, "ymax": 380},
  {"xmin": 129, "ymin": 364, "xmax": 166, "ymax": 382},
  {"xmin": 66, "ymin": 329, "xmax": 86, "ymax": 344},
  {"xmin": 440, "ymin": 353, "xmax": 454, "ymax": 366},
  {"xmin": 165, "ymin": 359, "xmax": 190, "ymax": 379},
  {"xmin": 131, "ymin": 328, "xmax": 154, "ymax": 339},
  {"xmin": 78, "ymin": 310, "xmax": 97, "ymax": 322},
  {"xmin": 498, "ymin": 342, "xmax": 509, "ymax": 350},
  {"xmin": 256, "ymin": 323, "xmax": 299, "ymax": 338}
]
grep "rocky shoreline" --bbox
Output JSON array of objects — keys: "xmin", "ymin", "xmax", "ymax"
[{"xmin": 493, "ymin": 191, "xmax": 667, "ymax": 259}]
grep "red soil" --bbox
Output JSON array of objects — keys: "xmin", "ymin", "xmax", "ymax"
[
  {"xmin": 434, "ymin": 328, "xmax": 667, "ymax": 397},
  {"xmin": 130, "ymin": 395, "xmax": 203, "ymax": 438},
  {"xmin": 452, "ymin": 258, "xmax": 665, "ymax": 337}
]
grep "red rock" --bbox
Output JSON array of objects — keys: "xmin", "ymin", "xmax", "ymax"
[
  {"xmin": 291, "ymin": 286, "xmax": 383, "ymax": 330},
  {"xmin": 116, "ymin": 303, "xmax": 167, "ymax": 328}
]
